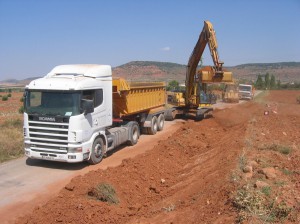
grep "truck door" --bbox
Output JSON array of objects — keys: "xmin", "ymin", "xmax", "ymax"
[{"xmin": 82, "ymin": 89, "xmax": 106, "ymax": 132}]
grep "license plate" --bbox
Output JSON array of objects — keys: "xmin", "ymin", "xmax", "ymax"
[{"xmin": 41, "ymin": 156, "xmax": 55, "ymax": 160}]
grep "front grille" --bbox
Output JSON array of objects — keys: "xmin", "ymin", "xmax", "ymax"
[{"xmin": 28, "ymin": 120, "xmax": 69, "ymax": 154}]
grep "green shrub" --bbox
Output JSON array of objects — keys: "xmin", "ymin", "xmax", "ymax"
[
  {"xmin": 2, "ymin": 95, "xmax": 8, "ymax": 101},
  {"xmin": 259, "ymin": 144, "xmax": 291, "ymax": 155},
  {"xmin": 20, "ymin": 97, "xmax": 24, "ymax": 102},
  {"xmin": 281, "ymin": 168, "xmax": 293, "ymax": 175},
  {"xmin": 88, "ymin": 183, "xmax": 119, "ymax": 204},
  {"xmin": 8, "ymin": 93, "xmax": 12, "ymax": 97},
  {"xmin": 19, "ymin": 106, "xmax": 24, "ymax": 114},
  {"xmin": 261, "ymin": 186, "xmax": 272, "ymax": 196}
]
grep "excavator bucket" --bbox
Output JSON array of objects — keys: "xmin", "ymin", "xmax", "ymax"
[{"xmin": 198, "ymin": 66, "xmax": 233, "ymax": 83}]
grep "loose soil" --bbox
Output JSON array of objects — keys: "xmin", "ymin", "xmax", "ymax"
[{"xmin": 15, "ymin": 90, "xmax": 300, "ymax": 223}]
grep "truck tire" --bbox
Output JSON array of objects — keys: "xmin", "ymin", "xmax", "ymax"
[
  {"xmin": 126, "ymin": 121, "xmax": 140, "ymax": 146},
  {"xmin": 195, "ymin": 110, "xmax": 205, "ymax": 121},
  {"xmin": 88, "ymin": 137, "xmax": 105, "ymax": 165},
  {"xmin": 165, "ymin": 109, "xmax": 176, "ymax": 121},
  {"xmin": 146, "ymin": 116, "xmax": 158, "ymax": 135},
  {"xmin": 157, "ymin": 113, "xmax": 165, "ymax": 131}
]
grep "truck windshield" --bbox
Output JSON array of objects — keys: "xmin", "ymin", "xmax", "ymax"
[
  {"xmin": 239, "ymin": 86, "xmax": 252, "ymax": 92},
  {"xmin": 25, "ymin": 90, "xmax": 81, "ymax": 116}
]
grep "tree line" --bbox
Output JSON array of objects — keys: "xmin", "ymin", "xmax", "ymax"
[
  {"xmin": 255, "ymin": 73, "xmax": 300, "ymax": 90},
  {"xmin": 167, "ymin": 73, "xmax": 300, "ymax": 91}
]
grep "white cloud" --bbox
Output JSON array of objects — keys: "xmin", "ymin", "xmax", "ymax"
[{"xmin": 161, "ymin": 46, "xmax": 171, "ymax": 51}]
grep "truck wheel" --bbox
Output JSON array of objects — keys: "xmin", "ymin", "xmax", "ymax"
[
  {"xmin": 126, "ymin": 121, "xmax": 140, "ymax": 146},
  {"xmin": 165, "ymin": 109, "xmax": 176, "ymax": 121},
  {"xmin": 147, "ymin": 116, "xmax": 158, "ymax": 135},
  {"xmin": 195, "ymin": 110, "xmax": 204, "ymax": 121},
  {"xmin": 157, "ymin": 114, "xmax": 165, "ymax": 131},
  {"xmin": 88, "ymin": 137, "xmax": 105, "ymax": 165}
]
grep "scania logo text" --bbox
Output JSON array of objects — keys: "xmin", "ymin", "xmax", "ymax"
[{"xmin": 39, "ymin": 117, "xmax": 56, "ymax": 122}]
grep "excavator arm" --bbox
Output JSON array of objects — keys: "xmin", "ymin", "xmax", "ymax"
[{"xmin": 185, "ymin": 21, "xmax": 230, "ymax": 107}]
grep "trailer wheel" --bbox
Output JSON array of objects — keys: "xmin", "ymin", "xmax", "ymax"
[
  {"xmin": 157, "ymin": 114, "xmax": 165, "ymax": 131},
  {"xmin": 88, "ymin": 137, "xmax": 105, "ymax": 165},
  {"xmin": 146, "ymin": 116, "xmax": 158, "ymax": 135},
  {"xmin": 165, "ymin": 109, "xmax": 176, "ymax": 121},
  {"xmin": 126, "ymin": 121, "xmax": 140, "ymax": 146},
  {"xmin": 195, "ymin": 110, "xmax": 205, "ymax": 121}
]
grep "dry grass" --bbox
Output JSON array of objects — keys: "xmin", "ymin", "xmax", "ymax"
[
  {"xmin": 238, "ymin": 152, "xmax": 248, "ymax": 171},
  {"xmin": 258, "ymin": 144, "xmax": 292, "ymax": 155},
  {"xmin": 88, "ymin": 183, "xmax": 119, "ymax": 204},
  {"xmin": 232, "ymin": 185, "xmax": 293, "ymax": 223},
  {"xmin": 0, "ymin": 119, "xmax": 24, "ymax": 163}
]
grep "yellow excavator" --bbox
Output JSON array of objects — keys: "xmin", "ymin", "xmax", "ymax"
[{"xmin": 167, "ymin": 20, "xmax": 233, "ymax": 120}]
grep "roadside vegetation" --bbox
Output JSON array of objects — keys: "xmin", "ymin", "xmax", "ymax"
[
  {"xmin": 2, "ymin": 95, "xmax": 8, "ymax": 101},
  {"xmin": 230, "ymin": 94, "xmax": 299, "ymax": 223},
  {"xmin": 0, "ymin": 119, "xmax": 24, "ymax": 163},
  {"xmin": 88, "ymin": 182, "xmax": 119, "ymax": 204},
  {"xmin": 0, "ymin": 88, "xmax": 24, "ymax": 163},
  {"xmin": 251, "ymin": 72, "xmax": 300, "ymax": 90}
]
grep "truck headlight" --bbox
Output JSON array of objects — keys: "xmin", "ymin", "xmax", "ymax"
[{"xmin": 68, "ymin": 147, "xmax": 82, "ymax": 153}]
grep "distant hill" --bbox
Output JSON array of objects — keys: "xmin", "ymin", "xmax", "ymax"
[
  {"xmin": 1, "ymin": 61, "xmax": 299, "ymax": 86},
  {"xmin": 1, "ymin": 78, "xmax": 19, "ymax": 84},
  {"xmin": 113, "ymin": 61, "xmax": 300, "ymax": 83},
  {"xmin": 228, "ymin": 62, "xmax": 300, "ymax": 83},
  {"xmin": 113, "ymin": 61, "xmax": 186, "ymax": 82},
  {"xmin": 0, "ymin": 77, "xmax": 40, "ymax": 87}
]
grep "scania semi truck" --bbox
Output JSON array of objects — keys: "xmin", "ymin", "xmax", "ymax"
[
  {"xmin": 23, "ymin": 21, "xmax": 233, "ymax": 165},
  {"xmin": 23, "ymin": 64, "xmax": 168, "ymax": 164}
]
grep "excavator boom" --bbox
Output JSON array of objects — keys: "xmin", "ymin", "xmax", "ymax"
[{"xmin": 185, "ymin": 21, "xmax": 229, "ymax": 107}]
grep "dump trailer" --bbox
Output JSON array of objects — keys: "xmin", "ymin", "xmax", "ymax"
[
  {"xmin": 23, "ymin": 64, "xmax": 168, "ymax": 164},
  {"xmin": 223, "ymin": 81, "xmax": 239, "ymax": 103}
]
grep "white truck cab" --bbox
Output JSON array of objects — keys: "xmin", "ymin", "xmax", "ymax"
[
  {"xmin": 238, "ymin": 84, "xmax": 253, "ymax": 100},
  {"xmin": 23, "ymin": 64, "xmax": 167, "ymax": 164},
  {"xmin": 24, "ymin": 64, "xmax": 114, "ymax": 164}
]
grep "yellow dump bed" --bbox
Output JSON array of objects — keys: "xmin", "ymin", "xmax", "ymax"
[{"xmin": 112, "ymin": 78, "xmax": 166, "ymax": 118}]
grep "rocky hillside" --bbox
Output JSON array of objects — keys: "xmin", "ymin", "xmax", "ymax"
[
  {"xmin": 114, "ymin": 61, "xmax": 300, "ymax": 83},
  {"xmin": 112, "ymin": 61, "xmax": 186, "ymax": 82},
  {"xmin": 1, "ymin": 61, "xmax": 299, "ymax": 86}
]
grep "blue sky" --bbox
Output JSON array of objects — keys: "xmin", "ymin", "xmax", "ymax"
[{"xmin": 0, "ymin": 0, "xmax": 299, "ymax": 80}]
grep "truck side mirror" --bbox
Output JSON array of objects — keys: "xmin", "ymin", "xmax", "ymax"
[{"xmin": 81, "ymin": 99, "xmax": 94, "ymax": 115}]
